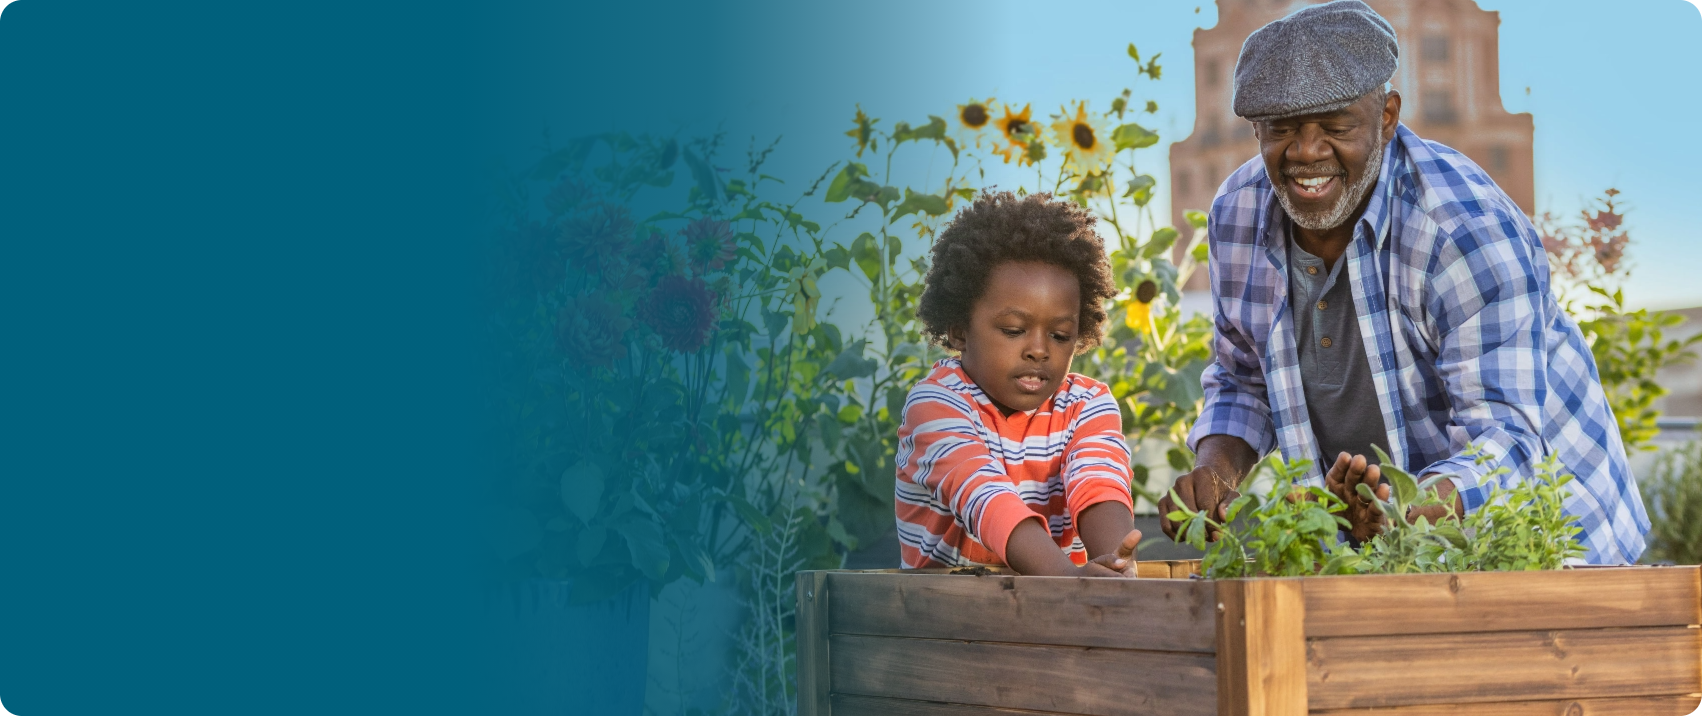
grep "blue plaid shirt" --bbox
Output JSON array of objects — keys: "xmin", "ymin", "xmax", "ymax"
[{"xmin": 1189, "ymin": 124, "xmax": 1649, "ymax": 564}]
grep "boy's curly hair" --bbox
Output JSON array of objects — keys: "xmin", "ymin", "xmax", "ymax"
[{"xmin": 918, "ymin": 191, "xmax": 1116, "ymax": 354}]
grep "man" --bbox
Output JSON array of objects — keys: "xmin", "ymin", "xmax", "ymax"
[{"xmin": 1157, "ymin": 0, "xmax": 1648, "ymax": 563}]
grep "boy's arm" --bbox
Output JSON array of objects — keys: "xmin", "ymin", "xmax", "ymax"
[
  {"xmin": 1059, "ymin": 385, "xmax": 1141, "ymax": 564},
  {"xmin": 1006, "ymin": 514, "xmax": 1139, "ymax": 577}
]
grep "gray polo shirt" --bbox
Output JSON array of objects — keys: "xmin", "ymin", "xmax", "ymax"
[{"xmin": 1286, "ymin": 224, "xmax": 1390, "ymax": 467}]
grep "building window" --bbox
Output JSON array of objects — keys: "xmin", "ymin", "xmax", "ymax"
[
  {"xmin": 1178, "ymin": 170, "xmax": 1192, "ymax": 198},
  {"xmin": 1422, "ymin": 89, "xmax": 1458, "ymax": 125},
  {"xmin": 1202, "ymin": 117, "xmax": 1222, "ymax": 148},
  {"xmin": 1422, "ymin": 36, "xmax": 1449, "ymax": 63},
  {"xmin": 1488, "ymin": 145, "xmax": 1509, "ymax": 173},
  {"xmin": 1205, "ymin": 58, "xmax": 1220, "ymax": 88}
]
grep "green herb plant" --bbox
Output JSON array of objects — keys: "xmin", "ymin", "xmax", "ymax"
[
  {"xmin": 1351, "ymin": 445, "xmax": 1469, "ymax": 574},
  {"xmin": 1171, "ymin": 446, "xmax": 1587, "ymax": 578},
  {"xmin": 1167, "ymin": 455, "xmax": 1359, "ymax": 578},
  {"xmin": 1642, "ymin": 440, "xmax": 1702, "ymax": 565},
  {"xmin": 1459, "ymin": 453, "xmax": 1586, "ymax": 571}
]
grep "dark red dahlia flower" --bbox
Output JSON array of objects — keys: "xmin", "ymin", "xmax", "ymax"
[
  {"xmin": 640, "ymin": 275, "xmax": 717, "ymax": 353},
  {"xmin": 556, "ymin": 294, "xmax": 632, "ymax": 368}
]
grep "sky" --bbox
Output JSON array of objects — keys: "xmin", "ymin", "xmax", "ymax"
[{"xmin": 519, "ymin": 0, "xmax": 1702, "ymax": 310}]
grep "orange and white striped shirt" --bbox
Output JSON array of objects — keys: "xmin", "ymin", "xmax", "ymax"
[{"xmin": 895, "ymin": 357, "xmax": 1134, "ymax": 568}]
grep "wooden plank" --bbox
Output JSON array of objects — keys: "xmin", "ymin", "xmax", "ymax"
[
  {"xmin": 1306, "ymin": 627, "xmax": 1702, "ymax": 710},
  {"xmin": 826, "ymin": 572, "xmax": 1217, "ymax": 653},
  {"xmin": 829, "ymin": 634, "xmax": 1217, "ymax": 716},
  {"xmin": 1170, "ymin": 560, "xmax": 1201, "ymax": 579},
  {"xmin": 796, "ymin": 571, "xmax": 832, "ymax": 716},
  {"xmin": 834, "ymin": 693, "xmax": 1083, "ymax": 716},
  {"xmin": 1302, "ymin": 567, "xmax": 1702, "ymax": 638},
  {"xmin": 1309, "ymin": 693, "xmax": 1702, "ymax": 715},
  {"xmin": 1135, "ymin": 560, "xmax": 1173, "ymax": 579},
  {"xmin": 1216, "ymin": 579, "xmax": 1308, "ymax": 716}
]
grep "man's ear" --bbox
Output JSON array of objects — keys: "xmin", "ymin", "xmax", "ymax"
[
  {"xmin": 1382, "ymin": 89, "xmax": 1402, "ymax": 137},
  {"xmin": 946, "ymin": 325, "xmax": 967, "ymax": 352}
]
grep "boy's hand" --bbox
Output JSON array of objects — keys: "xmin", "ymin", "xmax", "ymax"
[{"xmin": 1084, "ymin": 528, "xmax": 1142, "ymax": 577}]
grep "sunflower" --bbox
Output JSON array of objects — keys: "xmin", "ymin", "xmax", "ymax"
[
  {"xmin": 953, "ymin": 97, "xmax": 995, "ymax": 147},
  {"xmin": 1050, "ymin": 102, "xmax": 1114, "ymax": 176},
  {"xmin": 992, "ymin": 103, "xmax": 1043, "ymax": 165},
  {"xmin": 1125, "ymin": 279, "xmax": 1158, "ymax": 334}
]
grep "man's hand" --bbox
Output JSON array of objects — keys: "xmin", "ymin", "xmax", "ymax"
[
  {"xmin": 1322, "ymin": 452, "xmax": 1389, "ymax": 542},
  {"xmin": 1158, "ymin": 465, "xmax": 1239, "ymax": 541}
]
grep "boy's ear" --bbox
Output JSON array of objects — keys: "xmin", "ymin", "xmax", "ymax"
[{"xmin": 946, "ymin": 325, "xmax": 967, "ymax": 352}]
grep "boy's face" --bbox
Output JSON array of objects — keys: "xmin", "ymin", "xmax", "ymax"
[{"xmin": 948, "ymin": 261, "xmax": 1080, "ymax": 414}]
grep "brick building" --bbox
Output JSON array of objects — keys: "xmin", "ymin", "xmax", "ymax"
[{"xmin": 1169, "ymin": 0, "xmax": 1535, "ymax": 290}]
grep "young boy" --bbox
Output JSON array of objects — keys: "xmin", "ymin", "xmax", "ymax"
[{"xmin": 896, "ymin": 191, "xmax": 1143, "ymax": 577}]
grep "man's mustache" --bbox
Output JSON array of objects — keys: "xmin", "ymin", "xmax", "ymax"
[{"xmin": 1283, "ymin": 162, "xmax": 1345, "ymax": 177}]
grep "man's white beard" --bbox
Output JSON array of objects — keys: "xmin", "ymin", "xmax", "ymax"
[{"xmin": 1272, "ymin": 131, "xmax": 1385, "ymax": 232}]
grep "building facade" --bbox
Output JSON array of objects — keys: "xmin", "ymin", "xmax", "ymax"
[{"xmin": 1169, "ymin": 0, "xmax": 1535, "ymax": 288}]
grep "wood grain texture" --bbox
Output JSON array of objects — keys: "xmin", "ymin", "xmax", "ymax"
[
  {"xmin": 1216, "ymin": 579, "xmax": 1309, "ymax": 716},
  {"xmin": 1135, "ymin": 561, "xmax": 1174, "ymax": 579},
  {"xmin": 1306, "ymin": 627, "xmax": 1702, "ymax": 710},
  {"xmin": 1302, "ymin": 567, "xmax": 1702, "ymax": 638},
  {"xmin": 833, "ymin": 693, "xmax": 1083, "ymax": 716},
  {"xmin": 796, "ymin": 571, "xmax": 832, "ymax": 716},
  {"xmin": 1170, "ymin": 561, "xmax": 1202, "ymax": 579},
  {"xmin": 1308, "ymin": 693, "xmax": 1702, "ymax": 715},
  {"xmin": 826, "ymin": 572, "xmax": 1217, "ymax": 652},
  {"xmin": 829, "ymin": 634, "xmax": 1218, "ymax": 716}
]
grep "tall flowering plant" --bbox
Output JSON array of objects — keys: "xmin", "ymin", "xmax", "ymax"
[{"xmin": 489, "ymin": 132, "xmax": 851, "ymax": 603}]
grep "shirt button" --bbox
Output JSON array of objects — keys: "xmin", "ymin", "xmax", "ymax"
[
  {"xmin": 1317, "ymin": 300, "xmax": 1328, "ymax": 310},
  {"xmin": 1321, "ymin": 337, "xmax": 1333, "ymax": 348},
  {"xmin": 1307, "ymin": 266, "xmax": 1319, "ymax": 275}
]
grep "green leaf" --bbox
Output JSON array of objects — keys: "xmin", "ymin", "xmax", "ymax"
[
  {"xmin": 875, "ymin": 185, "xmax": 902, "ymax": 208},
  {"xmin": 837, "ymin": 404, "xmax": 864, "ymax": 424},
  {"xmin": 892, "ymin": 189, "xmax": 949, "ymax": 220},
  {"xmin": 825, "ymin": 162, "xmax": 870, "ymax": 203},
  {"xmin": 1190, "ymin": 241, "xmax": 1210, "ymax": 264},
  {"xmin": 727, "ymin": 495, "xmax": 772, "ymax": 535},
  {"xmin": 1166, "ymin": 447, "xmax": 1194, "ymax": 472},
  {"xmin": 561, "ymin": 462, "xmax": 605, "ymax": 523},
  {"xmin": 1185, "ymin": 210, "xmax": 1209, "ymax": 229},
  {"xmin": 826, "ymin": 339, "xmax": 879, "ymax": 380},
  {"xmin": 851, "ymin": 232, "xmax": 882, "ymax": 281},
  {"xmin": 1123, "ymin": 173, "xmax": 1157, "ymax": 206},
  {"xmin": 825, "ymin": 517, "xmax": 860, "ymax": 550},
  {"xmin": 613, "ymin": 520, "xmax": 669, "ymax": 581},
  {"xmin": 822, "ymin": 246, "xmax": 850, "ymax": 271},
  {"xmin": 1127, "ymin": 43, "xmax": 1140, "ymax": 62},
  {"xmin": 1112, "ymin": 122, "xmax": 1159, "ymax": 151},
  {"xmin": 680, "ymin": 147, "xmax": 720, "ymax": 204},
  {"xmin": 893, "ymin": 115, "xmax": 948, "ymax": 144},
  {"xmin": 1142, "ymin": 227, "xmax": 1180, "ymax": 259}
]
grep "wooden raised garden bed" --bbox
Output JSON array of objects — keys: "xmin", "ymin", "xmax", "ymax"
[{"xmin": 795, "ymin": 561, "xmax": 1702, "ymax": 715}]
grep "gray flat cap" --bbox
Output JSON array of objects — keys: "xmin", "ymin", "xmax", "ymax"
[{"xmin": 1232, "ymin": 0, "xmax": 1398, "ymax": 122}]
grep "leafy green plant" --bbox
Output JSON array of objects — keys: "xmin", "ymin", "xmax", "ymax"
[
  {"xmin": 1457, "ymin": 454, "xmax": 1586, "ymax": 571},
  {"xmin": 1167, "ymin": 455, "xmax": 1358, "ymax": 578},
  {"xmin": 1169, "ymin": 447, "xmax": 1586, "ymax": 577},
  {"xmin": 1642, "ymin": 440, "xmax": 1702, "ymax": 564},
  {"xmin": 1351, "ymin": 446, "xmax": 1468, "ymax": 574}
]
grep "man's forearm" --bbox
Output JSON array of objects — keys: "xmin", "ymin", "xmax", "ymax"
[{"xmin": 1193, "ymin": 434, "xmax": 1260, "ymax": 490}]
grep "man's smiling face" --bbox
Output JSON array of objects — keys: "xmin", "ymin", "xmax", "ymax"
[{"xmin": 1256, "ymin": 89, "xmax": 1401, "ymax": 232}]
